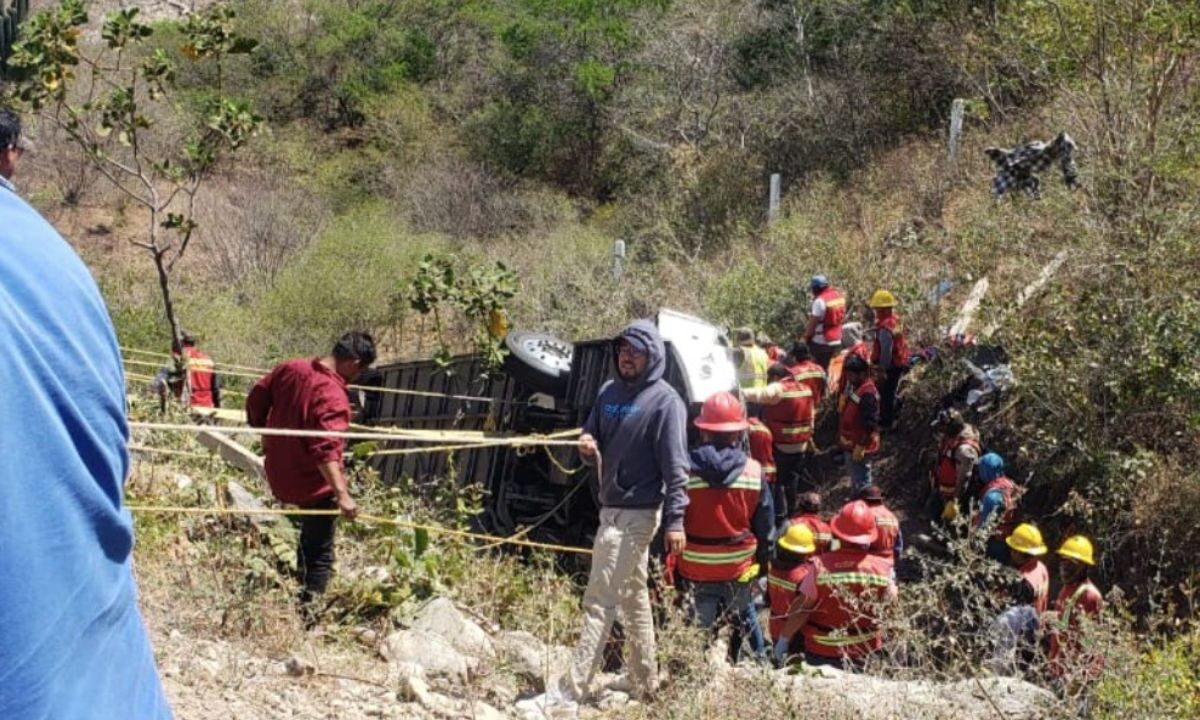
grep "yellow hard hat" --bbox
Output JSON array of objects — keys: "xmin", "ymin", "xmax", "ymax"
[
  {"xmin": 868, "ymin": 289, "xmax": 898, "ymax": 308},
  {"xmin": 1005, "ymin": 523, "xmax": 1048, "ymax": 556},
  {"xmin": 1057, "ymin": 535, "xmax": 1095, "ymax": 566},
  {"xmin": 941, "ymin": 499, "xmax": 959, "ymax": 522},
  {"xmin": 778, "ymin": 523, "xmax": 816, "ymax": 555}
]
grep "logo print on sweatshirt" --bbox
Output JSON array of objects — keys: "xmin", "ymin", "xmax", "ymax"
[{"xmin": 603, "ymin": 403, "xmax": 643, "ymax": 420}]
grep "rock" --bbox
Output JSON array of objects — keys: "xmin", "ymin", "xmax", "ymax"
[
  {"xmin": 494, "ymin": 631, "xmax": 555, "ymax": 689},
  {"xmin": 174, "ymin": 473, "xmax": 193, "ymax": 490},
  {"xmin": 763, "ymin": 666, "xmax": 1055, "ymax": 719},
  {"xmin": 284, "ymin": 656, "xmax": 315, "ymax": 677},
  {"xmin": 412, "ymin": 597, "xmax": 495, "ymax": 660},
  {"xmin": 382, "ymin": 629, "xmax": 474, "ymax": 682}
]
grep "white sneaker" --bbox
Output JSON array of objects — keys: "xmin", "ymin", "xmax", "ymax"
[{"xmin": 514, "ymin": 688, "xmax": 579, "ymax": 719}]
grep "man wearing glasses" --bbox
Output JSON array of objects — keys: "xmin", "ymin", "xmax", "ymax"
[{"xmin": 536, "ymin": 320, "xmax": 690, "ymax": 714}]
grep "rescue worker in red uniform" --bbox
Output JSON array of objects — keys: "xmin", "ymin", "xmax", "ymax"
[
  {"xmin": 867, "ymin": 290, "xmax": 908, "ymax": 429},
  {"xmin": 744, "ymin": 364, "xmax": 815, "ymax": 520},
  {"xmin": 784, "ymin": 342, "xmax": 827, "ymax": 406},
  {"xmin": 802, "ymin": 275, "xmax": 846, "ymax": 369},
  {"xmin": 838, "ymin": 355, "xmax": 880, "ymax": 492},
  {"xmin": 928, "ymin": 409, "xmax": 981, "ymax": 523},
  {"xmin": 758, "ymin": 332, "xmax": 783, "ymax": 363},
  {"xmin": 767, "ymin": 524, "xmax": 816, "ymax": 659},
  {"xmin": 1005, "ymin": 523, "xmax": 1050, "ymax": 613},
  {"xmin": 746, "ymin": 417, "xmax": 778, "ymax": 522},
  {"xmin": 1047, "ymin": 535, "xmax": 1104, "ymax": 685},
  {"xmin": 156, "ymin": 331, "xmax": 221, "ymax": 410},
  {"xmin": 790, "ymin": 492, "xmax": 832, "ymax": 554},
  {"xmin": 776, "ymin": 501, "xmax": 897, "ymax": 669},
  {"xmin": 859, "ymin": 485, "xmax": 903, "ymax": 574},
  {"xmin": 974, "ymin": 452, "xmax": 1018, "ymax": 563},
  {"xmin": 678, "ymin": 392, "xmax": 775, "ymax": 664},
  {"xmin": 827, "ymin": 322, "xmax": 868, "ymax": 400}
]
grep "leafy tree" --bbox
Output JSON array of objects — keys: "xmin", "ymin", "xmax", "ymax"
[{"xmin": 5, "ymin": 0, "xmax": 262, "ymax": 349}]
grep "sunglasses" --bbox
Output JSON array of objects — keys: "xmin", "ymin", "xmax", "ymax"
[{"xmin": 616, "ymin": 344, "xmax": 647, "ymax": 359}]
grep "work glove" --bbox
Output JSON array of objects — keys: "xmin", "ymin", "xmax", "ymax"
[
  {"xmin": 737, "ymin": 563, "xmax": 761, "ymax": 584},
  {"xmin": 852, "ymin": 445, "xmax": 866, "ymax": 462},
  {"xmin": 773, "ymin": 637, "xmax": 791, "ymax": 667}
]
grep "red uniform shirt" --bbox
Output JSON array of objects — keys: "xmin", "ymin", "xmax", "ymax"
[
  {"xmin": 1048, "ymin": 578, "xmax": 1104, "ymax": 678},
  {"xmin": 245, "ymin": 358, "xmax": 351, "ymax": 505},
  {"xmin": 1019, "ymin": 558, "xmax": 1050, "ymax": 614}
]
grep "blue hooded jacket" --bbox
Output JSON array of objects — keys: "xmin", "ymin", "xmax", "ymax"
[
  {"xmin": 0, "ymin": 186, "xmax": 171, "ymax": 716},
  {"xmin": 977, "ymin": 452, "xmax": 1009, "ymax": 529},
  {"xmin": 583, "ymin": 320, "xmax": 690, "ymax": 531}
]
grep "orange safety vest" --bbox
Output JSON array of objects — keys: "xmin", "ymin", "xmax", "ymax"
[
  {"xmin": 678, "ymin": 459, "xmax": 764, "ymax": 583},
  {"xmin": 1048, "ymin": 579, "xmax": 1104, "ymax": 677},
  {"xmin": 176, "ymin": 347, "xmax": 216, "ymax": 408},
  {"xmin": 747, "ymin": 419, "xmax": 776, "ymax": 484},
  {"xmin": 802, "ymin": 549, "xmax": 894, "ymax": 660},
  {"xmin": 791, "ymin": 513, "xmax": 833, "ymax": 554},
  {"xmin": 768, "ymin": 559, "xmax": 813, "ymax": 640},
  {"xmin": 815, "ymin": 287, "xmax": 846, "ymax": 344},
  {"xmin": 866, "ymin": 503, "xmax": 901, "ymax": 567},
  {"xmin": 763, "ymin": 379, "xmax": 815, "ymax": 450},
  {"xmin": 789, "ymin": 359, "xmax": 826, "ymax": 405},
  {"xmin": 871, "ymin": 313, "xmax": 909, "ymax": 369},
  {"xmin": 828, "ymin": 342, "xmax": 870, "ymax": 398},
  {"xmin": 1019, "ymin": 558, "xmax": 1050, "ymax": 614},
  {"xmin": 838, "ymin": 378, "xmax": 880, "ymax": 453},
  {"xmin": 935, "ymin": 432, "xmax": 980, "ymax": 499}
]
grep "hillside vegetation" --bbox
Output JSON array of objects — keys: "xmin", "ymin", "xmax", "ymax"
[{"xmin": 7, "ymin": 0, "xmax": 1200, "ymax": 716}]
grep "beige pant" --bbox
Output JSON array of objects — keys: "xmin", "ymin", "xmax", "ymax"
[{"xmin": 561, "ymin": 507, "xmax": 662, "ymax": 700}]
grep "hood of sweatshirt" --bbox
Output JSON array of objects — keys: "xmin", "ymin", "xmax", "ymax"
[
  {"xmin": 610, "ymin": 319, "xmax": 667, "ymax": 397},
  {"xmin": 689, "ymin": 443, "xmax": 748, "ymax": 488}
]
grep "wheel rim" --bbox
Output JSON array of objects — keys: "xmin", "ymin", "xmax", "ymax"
[{"xmin": 519, "ymin": 335, "xmax": 573, "ymax": 374}]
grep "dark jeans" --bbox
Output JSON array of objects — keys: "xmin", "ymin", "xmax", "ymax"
[
  {"xmin": 296, "ymin": 495, "xmax": 338, "ymax": 603},
  {"xmin": 879, "ymin": 367, "xmax": 904, "ymax": 427},
  {"xmin": 808, "ymin": 342, "xmax": 838, "ymax": 370},
  {"xmin": 687, "ymin": 579, "xmax": 766, "ymax": 664},
  {"xmin": 776, "ymin": 450, "xmax": 813, "ymax": 520}
]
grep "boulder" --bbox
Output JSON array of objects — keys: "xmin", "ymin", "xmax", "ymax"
[
  {"xmin": 382, "ymin": 629, "xmax": 474, "ymax": 682},
  {"xmin": 412, "ymin": 597, "xmax": 495, "ymax": 660},
  {"xmin": 494, "ymin": 631, "xmax": 564, "ymax": 690}
]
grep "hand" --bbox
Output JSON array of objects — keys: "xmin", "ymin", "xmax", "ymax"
[
  {"xmin": 336, "ymin": 492, "xmax": 359, "ymax": 520},
  {"xmin": 578, "ymin": 433, "xmax": 598, "ymax": 460},
  {"xmin": 664, "ymin": 530, "xmax": 686, "ymax": 556},
  {"xmin": 852, "ymin": 445, "xmax": 866, "ymax": 462}
]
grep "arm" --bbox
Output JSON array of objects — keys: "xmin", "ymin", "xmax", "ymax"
[
  {"xmin": 578, "ymin": 402, "xmax": 601, "ymax": 466},
  {"xmin": 752, "ymin": 476, "xmax": 775, "ymax": 569},
  {"xmin": 976, "ymin": 490, "xmax": 1003, "ymax": 529},
  {"xmin": 211, "ymin": 372, "xmax": 222, "ymax": 408},
  {"xmin": 657, "ymin": 398, "xmax": 691, "ymax": 548},
  {"xmin": 803, "ymin": 298, "xmax": 825, "ymax": 342},
  {"xmin": 877, "ymin": 329, "xmax": 894, "ymax": 372},
  {"xmin": 743, "ymin": 382, "xmax": 784, "ymax": 405},
  {"xmin": 859, "ymin": 391, "xmax": 880, "ymax": 433},
  {"xmin": 955, "ymin": 444, "xmax": 979, "ymax": 496},
  {"xmin": 780, "ymin": 567, "xmax": 819, "ymax": 640},
  {"xmin": 244, "ymin": 370, "xmax": 274, "ymax": 428},
  {"xmin": 318, "ymin": 461, "xmax": 357, "ymax": 519},
  {"xmin": 894, "ymin": 525, "xmax": 904, "ymax": 565}
]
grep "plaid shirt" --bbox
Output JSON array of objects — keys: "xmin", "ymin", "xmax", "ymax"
[{"xmin": 985, "ymin": 132, "xmax": 1079, "ymax": 198}]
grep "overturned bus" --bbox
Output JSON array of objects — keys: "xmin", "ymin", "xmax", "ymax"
[{"xmin": 358, "ymin": 310, "xmax": 738, "ymax": 550}]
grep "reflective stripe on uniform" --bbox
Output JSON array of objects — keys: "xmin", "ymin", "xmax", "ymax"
[
  {"xmin": 768, "ymin": 575, "xmax": 797, "ymax": 593},
  {"xmin": 1060, "ymin": 581, "xmax": 1099, "ymax": 628},
  {"xmin": 813, "ymin": 630, "xmax": 877, "ymax": 648},
  {"xmin": 681, "ymin": 547, "xmax": 756, "ymax": 565},
  {"xmin": 817, "ymin": 572, "xmax": 891, "ymax": 587},
  {"xmin": 779, "ymin": 425, "xmax": 813, "ymax": 437},
  {"xmin": 686, "ymin": 474, "xmax": 761, "ymax": 491}
]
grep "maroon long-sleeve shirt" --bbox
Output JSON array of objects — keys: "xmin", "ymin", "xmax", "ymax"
[{"xmin": 245, "ymin": 358, "xmax": 351, "ymax": 505}]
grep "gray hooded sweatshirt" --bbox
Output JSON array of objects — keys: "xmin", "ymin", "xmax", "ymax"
[{"xmin": 582, "ymin": 319, "xmax": 690, "ymax": 531}]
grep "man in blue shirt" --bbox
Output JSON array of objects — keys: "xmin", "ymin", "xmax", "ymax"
[
  {"xmin": 0, "ymin": 108, "xmax": 172, "ymax": 718},
  {"xmin": 0, "ymin": 106, "xmax": 32, "ymax": 193}
]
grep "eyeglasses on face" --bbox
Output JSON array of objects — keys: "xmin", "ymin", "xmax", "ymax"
[{"xmin": 616, "ymin": 344, "xmax": 647, "ymax": 359}]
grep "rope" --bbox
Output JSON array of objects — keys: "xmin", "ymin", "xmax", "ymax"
[
  {"xmin": 122, "ymin": 345, "xmax": 525, "ymax": 404},
  {"xmin": 129, "ymin": 444, "xmax": 213, "ymax": 459},
  {"xmin": 128, "ymin": 421, "xmax": 583, "ymax": 447},
  {"xmin": 125, "ymin": 505, "xmax": 593, "ymax": 555}
]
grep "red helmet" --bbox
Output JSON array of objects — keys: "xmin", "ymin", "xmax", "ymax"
[
  {"xmin": 694, "ymin": 391, "xmax": 749, "ymax": 433},
  {"xmin": 830, "ymin": 500, "xmax": 878, "ymax": 546}
]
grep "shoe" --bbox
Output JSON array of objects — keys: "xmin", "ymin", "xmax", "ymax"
[{"xmin": 514, "ymin": 688, "xmax": 579, "ymax": 719}]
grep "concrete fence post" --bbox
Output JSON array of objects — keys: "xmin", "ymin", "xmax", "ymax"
[{"xmin": 768, "ymin": 173, "xmax": 782, "ymax": 225}]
